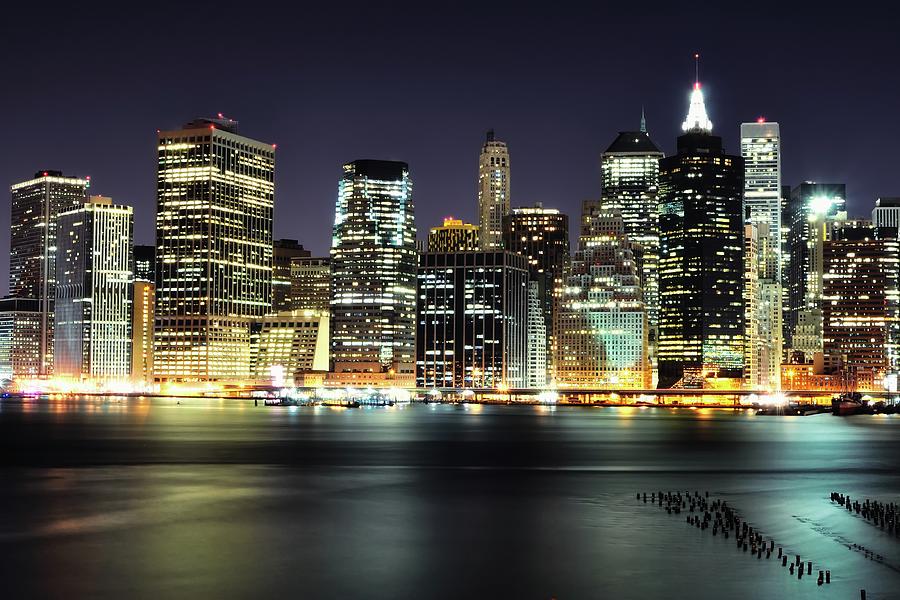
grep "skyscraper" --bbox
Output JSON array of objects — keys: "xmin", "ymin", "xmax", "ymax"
[
  {"xmin": 290, "ymin": 257, "xmax": 331, "ymax": 312},
  {"xmin": 657, "ymin": 80, "xmax": 745, "ymax": 387},
  {"xmin": 741, "ymin": 121, "xmax": 783, "ymax": 389},
  {"xmin": 9, "ymin": 171, "xmax": 89, "ymax": 375},
  {"xmin": 555, "ymin": 208, "xmax": 650, "ymax": 389},
  {"xmin": 476, "ymin": 130, "xmax": 510, "ymax": 249},
  {"xmin": 272, "ymin": 239, "xmax": 311, "ymax": 312},
  {"xmin": 823, "ymin": 221, "xmax": 899, "ymax": 381},
  {"xmin": 600, "ymin": 122, "xmax": 664, "ymax": 362},
  {"xmin": 55, "ymin": 196, "xmax": 133, "ymax": 381},
  {"xmin": 784, "ymin": 182, "xmax": 846, "ymax": 359},
  {"xmin": 428, "ymin": 217, "xmax": 480, "ymax": 252},
  {"xmin": 131, "ymin": 280, "xmax": 155, "ymax": 384},
  {"xmin": 330, "ymin": 160, "xmax": 417, "ymax": 383},
  {"xmin": 0, "ymin": 298, "xmax": 42, "ymax": 383},
  {"xmin": 502, "ymin": 203, "xmax": 569, "ymax": 380},
  {"xmin": 155, "ymin": 116, "xmax": 275, "ymax": 382},
  {"xmin": 872, "ymin": 197, "xmax": 900, "ymax": 233},
  {"xmin": 416, "ymin": 251, "xmax": 528, "ymax": 388}
]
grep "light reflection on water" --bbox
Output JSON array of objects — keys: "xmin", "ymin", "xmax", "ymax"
[{"xmin": 0, "ymin": 397, "xmax": 898, "ymax": 598}]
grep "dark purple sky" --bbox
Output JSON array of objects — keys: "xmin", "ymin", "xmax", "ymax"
[{"xmin": 2, "ymin": 2, "xmax": 898, "ymax": 295}]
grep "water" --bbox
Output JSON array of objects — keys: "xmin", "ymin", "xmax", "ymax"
[{"xmin": 1, "ymin": 397, "xmax": 899, "ymax": 599}]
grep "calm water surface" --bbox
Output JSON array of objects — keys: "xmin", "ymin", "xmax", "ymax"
[{"xmin": 1, "ymin": 397, "xmax": 899, "ymax": 599}]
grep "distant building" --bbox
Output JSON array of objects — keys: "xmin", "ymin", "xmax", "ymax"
[
  {"xmin": 131, "ymin": 281, "xmax": 155, "ymax": 384},
  {"xmin": 0, "ymin": 298, "xmax": 42, "ymax": 384},
  {"xmin": 290, "ymin": 257, "xmax": 331, "ymax": 312},
  {"xmin": 502, "ymin": 203, "xmax": 569, "ymax": 380},
  {"xmin": 477, "ymin": 130, "xmax": 510, "ymax": 249},
  {"xmin": 250, "ymin": 310, "xmax": 330, "ymax": 385},
  {"xmin": 600, "ymin": 122, "xmax": 664, "ymax": 363},
  {"xmin": 428, "ymin": 217, "xmax": 480, "ymax": 252},
  {"xmin": 54, "ymin": 196, "xmax": 133, "ymax": 381},
  {"xmin": 272, "ymin": 239, "xmax": 311, "ymax": 312},
  {"xmin": 9, "ymin": 170, "xmax": 89, "ymax": 375},
  {"xmin": 330, "ymin": 160, "xmax": 417, "ymax": 383},
  {"xmin": 416, "ymin": 251, "xmax": 528, "ymax": 388},
  {"xmin": 823, "ymin": 221, "xmax": 899, "ymax": 381},
  {"xmin": 872, "ymin": 197, "xmax": 900, "ymax": 232},
  {"xmin": 526, "ymin": 281, "xmax": 548, "ymax": 388},
  {"xmin": 555, "ymin": 209, "xmax": 649, "ymax": 389},
  {"xmin": 133, "ymin": 245, "xmax": 156, "ymax": 283},
  {"xmin": 784, "ymin": 183, "xmax": 847, "ymax": 358},
  {"xmin": 155, "ymin": 116, "xmax": 275, "ymax": 382},
  {"xmin": 658, "ymin": 80, "xmax": 744, "ymax": 387}
]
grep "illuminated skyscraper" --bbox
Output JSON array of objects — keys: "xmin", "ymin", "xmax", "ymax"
[
  {"xmin": 555, "ymin": 208, "xmax": 649, "ymax": 388},
  {"xmin": 784, "ymin": 183, "xmax": 846, "ymax": 359},
  {"xmin": 330, "ymin": 160, "xmax": 417, "ymax": 382},
  {"xmin": 872, "ymin": 197, "xmax": 900, "ymax": 233},
  {"xmin": 131, "ymin": 280, "xmax": 155, "ymax": 384},
  {"xmin": 428, "ymin": 217, "xmax": 480, "ymax": 252},
  {"xmin": 502, "ymin": 203, "xmax": 569, "ymax": 380},
  {"xmin": 823, "ymin": 221, "xmax": 900, "ymax": 381},
  {"xmin": 477, "ymin": 130, "xmax": 510, "ymax": 249},
  {"xmin": 155, "ymin": 117, "xmax": 275, "ymax": 381},
  {"xmin": 290, "ymin": 257, "xmax": 331, "ymax": 312},
  {"xmin": 600, "ymin": 122, "xmax": 664, "ymax": 360},
  {"xmin": 55, "ymin": 196, "xmax": 133, "ymax": 380},
  {"xmin": 272, "ymin": 239, "xmax": 311, "ymax": 312},
  {"xmin": 416, "ymin": 251, "xmax": 528, "ymax": 388},
  {"xmin": 526, "ymin": 281, "xmax": 547, "ymax": 388},
  {"xmin": 658, "ymin": 80, "xmax": 745, "ymax": 387},
  {"xmin": 9, "ymin": 171, "xmax": 89, "ymax": 375},
  {"xmin": 741, "ymin": 121, "xmax": 783, "ymax": 389}
]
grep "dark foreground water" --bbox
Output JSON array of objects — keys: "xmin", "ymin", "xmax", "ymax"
[{"xmin": 1, "ymin": 398, "xmax": 899, "ymax": 599}]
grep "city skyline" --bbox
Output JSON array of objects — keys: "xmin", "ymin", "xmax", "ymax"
[{"xmin": 1, "ymin": 6, "xmax": 898, "ymax": 297}]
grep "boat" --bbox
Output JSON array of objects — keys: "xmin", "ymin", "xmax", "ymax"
[{"xmin": 831, "ymin": 392, "xmax": 867, "ymax": 416}]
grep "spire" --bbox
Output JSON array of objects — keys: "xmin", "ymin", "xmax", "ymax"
[
  {"xmin": 681, "ymin": 53, "xmax": 712, "ymax": 132},
  {"xmin": 640, "ymin": 106, "xmax": 647, "ymax": 133}
]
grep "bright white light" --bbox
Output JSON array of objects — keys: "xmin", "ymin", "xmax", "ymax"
[
  {"xmin": 681, "ymin": 84, "xmax": 713, "ymax": 132},
  {"xmin": 809, "ymin": 195, "xmax": 834, "ymax": 215}
]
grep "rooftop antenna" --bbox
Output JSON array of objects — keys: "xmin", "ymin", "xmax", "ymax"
[
  {"xmin": 694, "ymin": 52, "xmax": 700, "ymax": 88},
  {"xmin": 640, "ymin": 105, "xmax": 647, "ymax": 133}
]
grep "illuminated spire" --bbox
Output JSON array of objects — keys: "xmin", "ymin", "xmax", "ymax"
[
  {"xmin": 640, "ymin": 106, "xmax": 646, "ymax": 133},
  {"xmin": 681, "ymin": 53, "xmax": 712, "ymax": 132}
]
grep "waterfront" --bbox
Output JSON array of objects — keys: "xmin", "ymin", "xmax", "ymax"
[{"xmin": 1, "ymin": 397, "xmax": 899, "ymax": 598}]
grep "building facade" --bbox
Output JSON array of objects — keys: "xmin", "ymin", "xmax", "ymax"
[
  {"xmin": 501, "ymin": 203, "xmax": 569, "ymax": 380},
  {"xmin": 250, "ymin": 310, "xmax": 330, "ymax": 385},
  {"xmin": 54, "ymin": 196, "xmax": 133, "ymax": 381},
  {"xmin": 526, "ymin": 281, "xmax": 548, "ymax": 388},
  {"xmin": 330, "ymin": 160, "xmax": 417, "ymax": 382},
  {"xmin": 600, "ymin": 125, "xmax": 664, "ymax": 361},
  {"xmin": 784, "ymin": 183, "xmax": 847, "ymax": 358},
  {"xmin": 272, "ymin": 239, "xmax": 311, "ymax": 313},
  {"xmin": 154, "ymin": 117, "xmax": 275, "ymax": 381},
  {"xmin": 872, "ymin": 197, "xmax": 900, "ymax": 233},
  {"xmin": 555, "ymin": 209, "xmax": 649, "ymax": 389},
  {"xmin": 0, "ymin": 298, "xmax": 42, "ymax": 384},
  {"xmin": 131, "ymin": 280, "xmax": 155, "ymax": 384},
  {"xmin": 416, "ymin": 251, "xmax": 528, "ymax": 388},
  {"xmin": 477, "ymin": 130, "xmax": 510, "ymax": 249},
  {"xmin": 657, "ymin": 82, "xmax": 745, "ymax": 387},
  {"xmin": 427, "ymin": 217, "xmax": 480, "ymax": 252},
  {"xmin": 133, "ymin": 245, "xmax": 156, "ymax": 283},
  {"xmin": 9, "ymin": 171, "xmax": 89, "ymax": 375},
  {"xmin": 823, "ymin": 221, "xmax": 899, "ymax": 381},
  {"xmin": 290, "ymin": 257, "xmax": 331, "ymax": 312}
]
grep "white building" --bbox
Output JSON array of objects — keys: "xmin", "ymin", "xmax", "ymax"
[
  {"xmin": 250, "ymin": 310, "xmax": 330, "ymax": 385},
  {"xmin": 526, "ymin": 281, "xmax": 547, "ymax": 388},
  {"xmin": 54, "ymin": 196, "xmax": 133, "ymax": 381},
  {"xmin": 476, "ymin": 130, "xmax": 510, "ymax": 249}
]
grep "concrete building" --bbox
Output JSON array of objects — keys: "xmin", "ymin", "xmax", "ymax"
[
  {"xmin": 54, "ymin": 196, "xmax": 133, "ymax": 381},
  {"xmin": 154, "ymin": 116, "xmax": 275, "ymax": 382},
  {"xmin": 9, "ymin": 171, "xmax": 89, "ymax": 375},
  {"xmin": 330, "ymin": 160, "xmax": 417, "ymax": 384},
  {"xmin": 416, "ymin": 251, "xmax": 528, "ymax": 389},
  {"xmin": 476, "ymin": 130, "xmax": 510, "ymax": 249}
]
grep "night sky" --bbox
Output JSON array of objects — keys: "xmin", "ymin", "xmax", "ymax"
[{"xmin": 1, "ymin": 2, "xmax": 898, "ymax": 296}]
